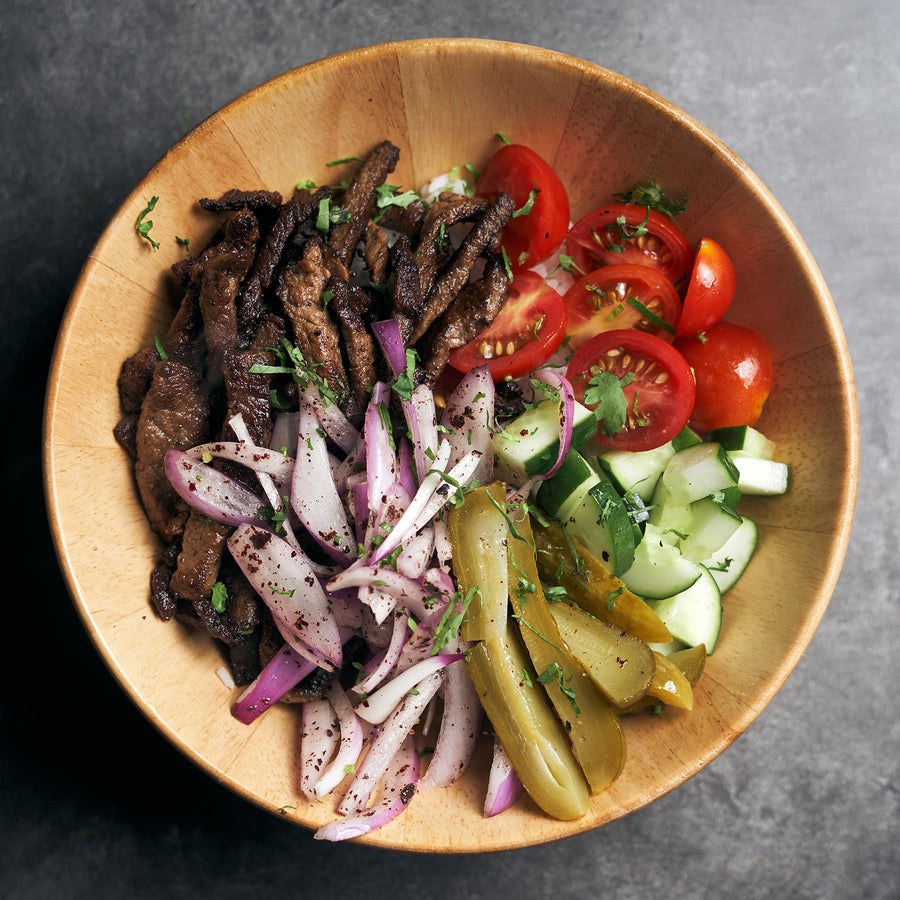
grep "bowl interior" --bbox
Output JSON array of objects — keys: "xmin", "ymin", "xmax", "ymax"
[{"xmin": 43, "ymin": 38, "xmax": 858, "ymax": 852}]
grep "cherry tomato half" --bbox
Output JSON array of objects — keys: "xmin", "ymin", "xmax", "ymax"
[
  {"xmin": 475, "ymin": 143, "xmax": 570, "ymax": 271},
  {"xmin": 567, "ymin": 329, "xmax": 695, "ymax": 452},
  {"xmin": 563, "ymin": 263, "xmax": 682, "ymax": 351},
  {"xmin": 674, "ymin": 322, "xmax": 772, "ymax": 433},
  {"xmin": 566, "ymin": 203, "xmax": 693, "ymax": 286},
  {"xmin": 676, "ymin": 237, "xmax": 737, "ymax": 337},
  {"xmin": 448, "ymin": 270, "xmax": 567, "ymax": 380}
]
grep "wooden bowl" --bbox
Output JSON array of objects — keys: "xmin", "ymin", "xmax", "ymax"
[{"xmin": 43, "ymin": 38, "xmax": 859, "ymax": 852}]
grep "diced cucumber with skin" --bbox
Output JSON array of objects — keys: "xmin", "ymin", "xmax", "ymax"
[
  {"xmin": 566, "ymin": 480, "xmax": 636, "ymax": 577},
  {"xmin": 595, "ymin": 442, "xmax": 676, "ymax": 502},
  {"xmin": 671, "ymin": 426, "xmax": 703, "ymax": 452},
  {"xmin": 647, "ymin": 565, "xmax": 722, "ymax": 654},
  {"xmin": 661, "ymin": 442, "xmax": 740, "ymax": 505},
  {"xmin": 729, "ymin": 456, "xmax": 790, "ymax": 496},
  {"xmin": 494, "ymin": 398, "xmax": 598, "ymax": 481},
  {"xmin": 708, "ymin": 425, "xmax": 775, "ymax": 460},
  {"xmin": 702, "ymin": 515, "xmax": 759, "ymax": 593},
  {"xmin": 534, "ymin": 451, "xmax": 601, "ymax": 521},
  {"xmin": 647, "ymin": 479, "xmax": 693, "ymax": 546},
  {"xmin": 679, "ymin": 497, "xmax": 743, "ymax": 563},
  {"xmin": 620, "ymin": 523, "xmax": 702, "ymax": 599}
]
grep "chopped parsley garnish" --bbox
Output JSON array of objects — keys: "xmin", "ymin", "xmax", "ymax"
[
  {"xmin": 375, "ymin": 183, "xmax": 421, "ymax": 210},
  {"xmin": 154, "ymin": 334, "xmax": 168, "ymax": 360},
  {"xmin": 537, "ymin": 662, "xmax": 581, "ymax": 716},
  {"xmin": 327, "ymin": 156, "xmax": 362, "ymax": 167},
  {"xmin": 614, "ymin": 178, "xmax": 686, "ymax": 220},
  {"xmin": 512, "ymin": 188, "xmax": 539, "ymax": 219},
  {"xmin": 627, "ymin": 297, "xmax": 675, "ymax": 334},
  {"xmin": 582, "ymin": 370, "xmax": 636, "ymax": 436},
  {"xmin": 431, "ymin": 586, "xmax": 480, "ymax": 655},
  {"xmin": 136, "ymin": 196, "xmax": 160, "ymax": 250},
  {"xmin": 210, "ymin": 581, "xmax": 228, "ymax": 613}
]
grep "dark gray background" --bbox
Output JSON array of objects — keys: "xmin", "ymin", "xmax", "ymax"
[{"xmin": 3, "ymin": 1, "xmax": 896, "ymax": 897}]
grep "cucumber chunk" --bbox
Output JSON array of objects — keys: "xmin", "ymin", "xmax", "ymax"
[
  {"xmin": 671, "ymin": 426, "xmax": 703, "ymax": 452},
  {"xmin": 535, "ymin": 451, "xmax": 600, "ymax": 521},
  {"xmin": 661, "ymin": 441, "xmax": 740, "ymax": 505},
  {"xmin": 702, "ymin": 515, "xmax": 759, "ymax": 593},
  {"xmin": 679, "ymin": 497, "xmax": 743, "ymax": 562},
  {"xmin": 708, "ymin": 424, "xmax": 775, "ymax": 460},
  {"xmin": 647, "ymin": 479, "xmax": 692, "ymax": 545},
  {"xmin": 494, "ymin": 398, "xmax": 597, "ymax": 481},
  {"xmin": 647, "ymin": 565, "xmax": 722, "ymax": 654},
  {"xmin": 620, "ymin": 523, "xmax": 702, "ymax": 599},
  {"xmin": 567, "ymin": 480, "xmax": 637, "ymax": 577},
  {"xmin": 729, "ymin": 456, "xmax": 790, "ymax": 496},
  {"xmin": 594, "ymin": 442, "xmax": 676, "ymax": 502}
]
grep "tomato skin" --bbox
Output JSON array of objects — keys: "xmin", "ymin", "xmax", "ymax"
[
  {"xmin": 475, "ymin": 143, "xmax": 570, "ymax": 270},
  {"xmin": 566, "ymin": 329, "xmax": 695, "ymax": 452},
  {"xmin": 566, "ymin": 204, "xmax": 693, "ymax": 285},
  {"xmin": 677, "ymin": 238, "xmax": 737, "ymax": 337},
  {"xmin": 448, "ymin": 270, "xmax": 567, "ymax": 380},
  {"xmin": 563, "ymin": 263, "xmax": 682, "ymax": 350},
  {"xmin": 674, "ymin": 322, "xmax": 772, "ymax": 432}
]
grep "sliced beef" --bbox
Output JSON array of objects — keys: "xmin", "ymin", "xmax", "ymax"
[
  {"xmin": 114, "ymin": 347, "xmax": 161, "ymax": 459},
  {"xmin": 199, "ymin": 188, "xmax": 283, "ymax": 212},
  {"xmin": 170, "ymin": 513, "xmax": 231, "ymax": 601},
  {"xmin": 134, "ymin": 360, "xmax": 210, "ymax": 541},
  {"xmin": 389, "ymin": 234, "xmax": 425, "ymax": 345},
  {"xmin": 327, "ymin": 140, "xmax": 400, "ymax": 266},
  {"xmin": 149, "ymin": 542, "xmax": 181, "ymax": 621},
  {"xmin": 376, "ymin": 197, "xmax": 426, "ymax": 238},
  {"xmin": 409, "ymin": 192, "xmax": 515, "ymax": 345},
  {"xmin": 363, "ymin": 219, "xmax": 391, "ymax": 286},
  {"xmin": 276, "ymin": 238, "xmax": 349, "ymax": 407},
  {"xmin": 328, "ymin": 279, "xmax": 377, "ymax": 423},
  {"xmin": 197, "ymin": 208, "xmax": 260, "ymax": 383},
  {"xmin": 237, "ymin": 187, "xmax": 329, "ymax": 332},
  {"xmin": 228, "ymin": 630, "xmax": 262, "ymax": 685},
  {"xmin": 164, "ymin": 287, "xmax": 206, "ymax": 371},
  {"xmin": 418, "ymin": 253, "xmax": 509, "ymax": 384}
]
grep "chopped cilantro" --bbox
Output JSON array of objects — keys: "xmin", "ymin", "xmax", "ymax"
[
  {"xmin": 211, "ymin": 581, "xmax": 228, "ymax": 613},
  {"xmin": 136, "ymin": 196, "xmax": 160, "ymax": 250}
]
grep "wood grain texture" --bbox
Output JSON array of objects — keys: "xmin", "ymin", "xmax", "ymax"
[{"xmin": 42, "ymin": 38, "xmax": 859, "ymax": 853}]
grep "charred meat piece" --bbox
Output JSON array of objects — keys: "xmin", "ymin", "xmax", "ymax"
[
  {"xmin": 327, "ymin": 140, "xmax": 400, "ymax": 266},
  {"xmin": 389, "ymin": 234, "xmax": 425, "ymax": 345},
  {"xmin": 237, "ymin": 187, "xmax": 329, "ymax": 332},
  {"xmin": 328, "ymin": 279, "xmax": 378, "ymax": 423},
  {"xmin": 376, "ymin": 197, "xmax": 426, "ymax": 238},
  {"xmin": 409, "ymin": 192, "xmax": 515, "ymax": 345},
  {"xmin": 228, "ymin": 630, "xmax": 262, "ymax": 686},
  {"xmin": 149, "ymin": 542, "xmax": 181, "ymax": 621},
  {"xmin": 134, "ymin": 360, "xmax": 210, "ymax": 541},
  {"xmin": 363, "ymin": 219, "xmax": 391, "ymax": 287},
  {"xmin": 276, "ymin": 238, "xmax": 349, "ymax": 407},
  {"xmin": 418, "ymin": 253, "xmax": 509, "ymax": 384},
  {"xmin": 170, "ymin": 512, "xmax": 231, "ymax": 601},
  {"xmin": 114, "ymin": 346, "xmax": 161, "ymax": 458},
  {"xmin": 197, "ymin": 208, "xmax": 260, "ymax": 383},
  {"xmin": 199, "ymin": 188, "xmax": 283, "ymax": 212}
]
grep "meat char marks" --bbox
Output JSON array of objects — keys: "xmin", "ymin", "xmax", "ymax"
[{"xmin": 114, "ymin": 139, "xmax": 516, "ymax": 690}]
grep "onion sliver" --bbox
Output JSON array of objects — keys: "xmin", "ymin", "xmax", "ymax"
[
  {"xmin": 291, "ymin": 405, "xmax": 355, "ymax": 563},
  {"xmin": 185, "ymin": 439, "xmax": 294, "ymax": 482},
  {"xmin": 231, "ymin": 643, "xmax": 317, "ymax": 725},
  {"xmin": 355, "ymin": 653, "xmax": 463, "ymax": 724},
  {"xmin": 530, "ymin": 369, "xmax": 576, "ymax": 478},
  {"xmin": 483, "ymin": 737, "xmax": 525, "ymax": 817},
  {"xmin": 419, "ymin": 659, "xmax": 482, "ymax": 790},
  {"xmin": 165, "ymin": 449, "xmax": 265, "ymax": 526},
  {"xmin": 440, "ymin": 364, "xmax": 496, "ymax": 485},
  {"xmin": 299, "ymin": 384, "xmax": 359, "ymax": 455},
  {"xmin": 338, "ymin": 670, "xmax": 443, "ymax": 815},
  {"xmin": 314, "ymin": 682, "xmax": 365, "ymax": 798},
  {"xmin": 353, "ymin": 611, "xmax": 410, "ymax": 696},
  {"xmin": 403, "ymin": 383, "xmax": 439, "ymax": 484},
  {"xmin": 229, "ymin": 523, "xmax": 342, "ymax": 666},
  {"xmin": 315, "ymin": 734, "xmax": 420, "ymax": 842},
  {"xmin": 371, "ymin": 318, "xmax": 407, "ymax": 379},
  {"xmin": 299, "ymin": 698, "xmax": 338, "ymax": 799},
  {"xmin": 327, "ymin": 565, "xmax": 436, "ymax": 621}
]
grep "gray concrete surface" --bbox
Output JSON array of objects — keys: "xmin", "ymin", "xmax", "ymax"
[{"xmin": 3, "ymin": 1, "xmax": 895, "ymax": 897}]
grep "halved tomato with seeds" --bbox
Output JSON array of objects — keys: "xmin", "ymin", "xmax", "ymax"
[
  {"xmin": 563, "ymin": 263, "xmax": 682, "ymax": 351},
  {"xmin": 566, "ymin": 204, "xmax": 693, "ymax": 286},
  {"xmin": 567, "ymin": 329, "xmax": 695, "ymax": 452},
  {"xmin": 448, "ymin": 270, "xmax": 567, "ymax": 380}
]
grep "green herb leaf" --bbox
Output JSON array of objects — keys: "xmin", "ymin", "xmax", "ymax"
[
  {"xmin": 582, "ymin": 370, "xmax": 636, "ymax": 436},
  {"xmin": 211, "ymin": 581, "xmax": 228, "ymax": 613},
  {"xmin": 136, "ymin": 196, "xmax": 160, "ymax": 250},
  {"xmin": 614, "ymin": 178, "xmax": 686, "ymax": 220}
]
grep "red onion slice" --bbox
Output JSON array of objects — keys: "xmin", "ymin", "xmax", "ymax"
[
  {"xmin": 371, "ymin": 318, "xmax": 407, "ymax": 379},
  {"xmin": 353, "ymin": 611, "xmax": 410, "ymax": 696},
  {"xmin": 229, "ymin": 523, "xmax": 342, "ymax": 666},
  {"xmin": 184, "ymin": 439, "xmax": 294, "ymax": 482},
  {"xmin": 483, "ymin": 737, "xmax": 525, "ymax": 817},
  {"xmin": 338, "ymin": 670, "xmax": 443, "ymax": 816},
  {"xmin": 165, "ymin": 449, "xmax": 265, "ymax": 526},
  {"xmin": 355, "ymin": 653, "xmax": 463, "ymax": 724},
  {"xmin": 299, "ymin": 698, "xmax": 339, "ymax": 799},
  {"xmin": 314, "ymin": 734, "xmax": 420, "ymax": 842},
  {"xmin": 291, "ymin": 405, "xmax": 356, "ymax": 563},
  {"xmin": 440, "ymin": 364, "xmax": 496, "ymax": 484},
  {"xmin": 530, "ymin": 369, "xmax": 576, "ymax": 479},
  {"xmin": 231, "ymin": 643, "xmax": 316, "ymax": 725},
  {"xmin": 314, "ymin": 682, "xmax": 365, "ymax": 798},
  {"xmin": 419, "ymin": 659, "xmax": 482, "ymax": 790},
  {"xmin": 403, "ymin": 384, "xmax": 439, "ymax": 484},
  {"xmin": 327, "ymin": 565, "xmax": 435, "ymax": 621},
  {"xmin": 299, "ymin": 384, "xmax": 359, "ymax": 455}
]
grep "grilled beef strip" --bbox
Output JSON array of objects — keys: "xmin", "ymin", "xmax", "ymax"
[
  {"xmin": 409, "ymin": 192, "xmax": 515, "ymax": 346},
  {"xmin": 149, "ymin": 541, "xmax": 181, "ymax": 621},
  {"xmin": 134, "ymin": 360, "xmax": 210, "ymax": 541},
  {"xmin": 389, "ymin": 234, "xmax": 425, "ymax": 346},
  {"xmin": 198, "ymin": 188, "xmax": 283, "ymax": 212},
  {"xmin": 362, "ymin": 219, "xmax": 391, "ymax": 287},
  {"xmin": 113, "ymin": 346, "xmax": 161, "ymax": 459},
  {"xmin": 327, "ymin": 140, "xmax": 400, "ymax": 267},
  {"xmin": 276, "ymin": 237, "xmax": 350, "ymax": 409},
  {"xmin": 327, "ymin": 278, "xmax": 378, "ymax": 422},
  {"xmin": 418, "ymin": 253, "xmax": 509, "ymax": 385}
]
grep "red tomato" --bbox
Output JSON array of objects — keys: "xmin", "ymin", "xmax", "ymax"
[
  {"xmin": 676, "ymin": 238, "xmax": 737, "ymax": 337},
  {"xmin": 674, "ymin": 322, "xmax": 772, "ymax": 432},
  {"xmin": 566, "ymin": 329, "xmax": 695, "ymax": 452},
  {"xmin": 448, "ymin": 270, "xmax": 567, "ymax": 380},
  {"xmin": 563, "ymin": 263, "xmax": 682, "ymax": 350},
  {"xmin": 566, "ymin": 204, "xmax": 693, "ymax": 285},
  {"xmin": 475, "ymin": 143, "xmax": 570, "ymax": 270}
]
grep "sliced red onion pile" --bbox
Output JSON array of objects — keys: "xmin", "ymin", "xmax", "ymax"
[{"xmin": 165, "ymin": 319, "xmax": 577, "ymax": 840}]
